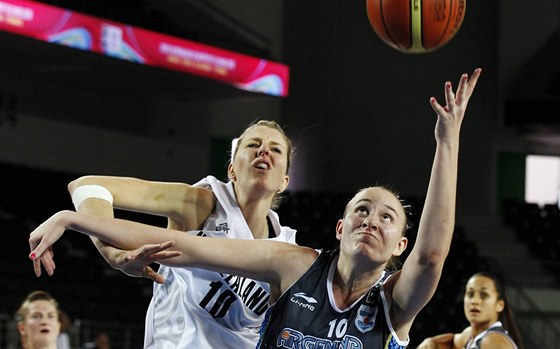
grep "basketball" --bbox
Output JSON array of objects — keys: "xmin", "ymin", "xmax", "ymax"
[{"xmin": 366, "ymin": 0, "xmax": 466, "ymax": 53}]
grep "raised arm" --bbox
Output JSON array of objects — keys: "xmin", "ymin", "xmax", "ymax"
[
  {"xmin": 28, "ymin": 210, "xmax": 317, "ymax": 300},
  {"xmin": 391, "ymin": 69, "xmax": 482, "ymax": 326},
  {"xmin": 69, "ymin": 175, "xmax": 216, "ymax": 230}
]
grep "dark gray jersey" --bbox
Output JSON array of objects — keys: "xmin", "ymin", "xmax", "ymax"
[
  {"xmin": 466, "ymin": 322, "xmax": 518, "ymax": 349},
  {"xmin": 257, "ymin": 250, "xmax": 408, "ymax": 349}
]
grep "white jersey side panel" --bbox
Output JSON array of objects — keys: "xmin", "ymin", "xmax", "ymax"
[{"xmin": 144, "ymin": 176, "xmax": 296, "ymax": 348}]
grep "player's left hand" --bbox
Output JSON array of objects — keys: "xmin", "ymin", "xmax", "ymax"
[{"xmin": 111, "ymin": 241, "xmax": 181, "ymax": 284}]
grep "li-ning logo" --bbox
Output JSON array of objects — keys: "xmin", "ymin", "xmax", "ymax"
[
  {"xmin": 290, "ymin": 292, "xmax": 317, "ymax": 311},
  {"xmin": 216, "ymin": 222, "xmax": 230, "ymax": 233}
]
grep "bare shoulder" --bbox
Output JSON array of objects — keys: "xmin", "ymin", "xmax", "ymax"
[
  {"xmin": 274, "ymin": 243, "xmax": 319, "ymax": 266},
  {"xmin": 479, "ymin": 332, "xmax": 516, "ymax": 349},
  {"xmin": 454, "ymin": 327, "xmax": 471, "ymax": 348},
  {"xmin": 272, "ymin": 244, "xmax": 319, "ymax": 300}
]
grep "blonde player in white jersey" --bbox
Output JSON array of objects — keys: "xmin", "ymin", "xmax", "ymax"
[{"xmin": 64, "ymin": 120, "xmax": 296, "ymax": 348}]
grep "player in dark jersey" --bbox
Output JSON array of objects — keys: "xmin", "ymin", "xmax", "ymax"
[
  {"xmin": 417, "ymin": 271, "xmax": 523, "ymax": 349},
  {"xmin": 29, "ymin": 69, "xmax": 481, "ymax": 349}
]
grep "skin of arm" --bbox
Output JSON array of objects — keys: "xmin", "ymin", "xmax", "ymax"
[
  {"xmin": 479, "ymin": 332, "xmax": 517, "ymax": 349},
  {"xmin": 68, "ymin": 176, "xmax": 216, "ymax": 281},
  {"xmin": 29, "ymin": 211, "xmax": 318, "ymax": 301},
  {"xmin": 68, "ymin": 176, "xmax": 216, "ymax": 230},
  {"xmin": 416, "ymin": 333, "xmax": 461, "ymax": 349},
  {"xmin": 387, "ymin": 69, "xmax": 482, "ymax": 335}
]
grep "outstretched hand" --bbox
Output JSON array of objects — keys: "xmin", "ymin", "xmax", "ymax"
[
  {"xmin": 28, "ymin": 211, "xmax": 182, "ymax": 283},
  {"xmin": 28, "ymin": 211, "xmax": 72, "ymax": 277},
  {"xmin": 430, "ymin": 68, "xmax": 482, "ymax": 143},
  {"xmin": 111, "ymin": 241, "xmax": 182, "ymax": 284}
]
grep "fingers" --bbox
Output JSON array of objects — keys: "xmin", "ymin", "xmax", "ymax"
[
  {"xmin": 431, "ymin": 68, "xmax": 483, "ymax": 114},
  {"xmin": 29, "ymin": 237, "xmax": 54, "ymax": 277},
  {"xmin": 33, "ymin": 258, "xmax": 42, "ymax": 277},
  {"xmin": 150, "ymin": 251, "xmax": 182, "ymax": 260},
  {"xmin": 444, "ymin": 81, "xmax": 455, "ymax": 110},
  {"xmin": 29, "ymin": 234, "xmax": 50, "ymax": 263},
  {"xmin": 144, "ymin": 266, "xmax": 166, "ymax": 284},
  {"xmin": 136, "ymin": 241, "xmax": 177, "ymax": 259},
  {"xmin": 40, "ymin": 248, "xmax": 56, "ymax": 276},
  {"xmin": 456, "ymin": 68, "xmax": 482, "ymax": 103},
  {"xmin": 430, "ymin": 97, "xmax": 446, "ymax": 115},
  {"xmin": 32, "ymin": 252, "xmax": 56, "ymax": 277}
]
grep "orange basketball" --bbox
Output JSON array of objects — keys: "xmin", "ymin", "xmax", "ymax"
[{"xmin": 366, "ymin": 0, "xmax": 466, "ymax": 53}]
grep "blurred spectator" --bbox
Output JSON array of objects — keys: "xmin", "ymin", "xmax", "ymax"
[{"xmin": 15, "ymin": 290, "xmax": 61, "ymax": 349}]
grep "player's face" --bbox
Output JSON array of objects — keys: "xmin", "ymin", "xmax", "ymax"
[
  {"xmin": 463, "ymin": 275, "xmax": 503, "ymax": 326},
  {"xmin": 229, "ymin": 126, "xmax": 289, "ymax": 195},
  {"xmin": 18, "ymin": 300, "xmax": 60, "ymax": 347},
  {"xmin": 336, "ymin": 187, "xmax": 407, "ymax": 263}
]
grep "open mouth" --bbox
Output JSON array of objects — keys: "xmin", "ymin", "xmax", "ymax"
[{"xmin": 254, "ymin": 160, "xmax": 270, "ymax": 170}]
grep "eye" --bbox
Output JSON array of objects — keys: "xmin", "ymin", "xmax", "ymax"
[
  {"xmin": 381, "ymin": 213, "xmax": 393, "ymax": 223},
  {"xmin": 271, "ymin": 147, "xmax": 282, "ymax": 154},
  {"xmin": 247, "ymin": 142, "xmax": 259, "ymax": 148},
  {"xmin": 466, "ymin": 290, "xmax": 474, "ymax": 298},
  {"xmin": 480, "ymin": 292, "xmax": 489, "ymax": 299},
  {"xmin": 355, "ymin": 206, "xmax": 369, "ymax": 216}
]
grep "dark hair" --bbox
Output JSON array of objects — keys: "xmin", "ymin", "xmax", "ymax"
[{"xmin": 469, "ymin": 272, "xmax": 524, "ymax": 349}]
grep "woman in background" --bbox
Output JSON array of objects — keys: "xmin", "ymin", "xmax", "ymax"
[
  {"xmin": 16, "ymin": 290, "xmax": 61, "ymax": 349},
  {"xmin": 417, "ymin": 271, "xmax": 523, "ymax": 349}
]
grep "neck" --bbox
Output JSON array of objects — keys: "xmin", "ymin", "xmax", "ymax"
[
  {"xmin": 27, "ymin": 339, "xmax": 57, "ymax": 349},
  {"xmin": 470, "ymin": 320, "xmax": 498, "ymax": 338},
  {"xmin": 332, "ymin": 257, "xmax": 384, "ymax": 308},
  {"xmin": 234, "ymin": 187, "xmax": 274, "ymax": 239}
]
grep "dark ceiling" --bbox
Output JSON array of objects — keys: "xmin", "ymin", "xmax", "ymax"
[
  {"xmin": 41, "ymin": 0, "xmax": 274, "ymax": 59},
  {"xmin": 506, "ymin": 29, "xmax": 560, "ymax": 136},
  {"xmin": 0, "ymin": 0, "xmax": 279, "ymax": 102}
]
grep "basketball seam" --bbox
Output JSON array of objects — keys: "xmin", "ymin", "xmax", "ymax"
[
  {"xmin": 435, "ymin": 0, "xmax": 454, "ymax": 48},
  {"xmin": 380, "ymin": 0, "xmax": 401, "ymax": 50}
]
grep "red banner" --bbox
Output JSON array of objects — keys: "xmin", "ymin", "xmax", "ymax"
[{"xmin": 0, "ymin": 0, "xmax": 289, "ymax": 96}]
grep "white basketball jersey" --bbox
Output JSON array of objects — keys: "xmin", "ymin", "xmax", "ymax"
[{"xmin": 144, "ymin": 176, "xmax": 297, "ymax": 348}]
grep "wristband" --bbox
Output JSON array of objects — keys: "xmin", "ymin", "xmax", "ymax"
[{"xmin": 71, "ymin": 185, "xmax": 114, "ymax": 210}]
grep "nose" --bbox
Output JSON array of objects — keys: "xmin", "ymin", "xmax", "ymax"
[
  {"xmin": 468, "ymin": 295, "xmax": 479, "ymax": 305},
  {"xmin": 362, "ymin": 219, "xmax": 376, "ymax": 229},
  {"xmin": 257, "ymin": 144, "xmax": 270, "ymax": 156}
]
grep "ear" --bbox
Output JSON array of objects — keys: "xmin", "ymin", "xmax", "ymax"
[
  {"xmin": 335, "ymin": 219, "xmax": 344, "ymax": 242},
  {"xmin": 17, "ymin": 321, "xmax": 25, "ymax": 337},
  {"xmin": 392, "ymin": 237, "xmax": 408, "ymax": 257},
  {"xmin": 278, "ymin": 175, "xmax": 290, "ymax": 193},
  {"xmin": 227, "ymin": 163, "xmax": 237, "ymax": 181},
  {"xmin": 496, "ymin": 299, "xmax": 505, "ymax": 313}
]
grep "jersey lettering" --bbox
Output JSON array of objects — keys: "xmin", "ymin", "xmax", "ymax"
[
  {"xmin": 198, "ymin": 280, "xmax": 237, "ymax": 318},
  {"xmin": 327, "ymin": 319, "xmax": 348, "ymax": 338},
  {"xmin": 223, "ymin": 274, "xmax": 270, "ymax": 315},
  {"xmin": 276, "ymin": 328, "xmax": 363, "ymax": 349}
]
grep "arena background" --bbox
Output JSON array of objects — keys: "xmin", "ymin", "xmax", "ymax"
[{"xmin": 1, "ymin": 0, "xmax": 559, "ymax": 348}]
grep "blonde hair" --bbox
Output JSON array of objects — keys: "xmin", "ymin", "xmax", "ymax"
[
  {"xmin": 15, "ymin": 290, "xmax": 60, "ymax": 323},
  {"xmin": 231, "ymin": 120, "xmax": 294, "ymax": 174},
  {"xmin": 230, "ymin": 120, "xmax": 295, "ymax": 210}
]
